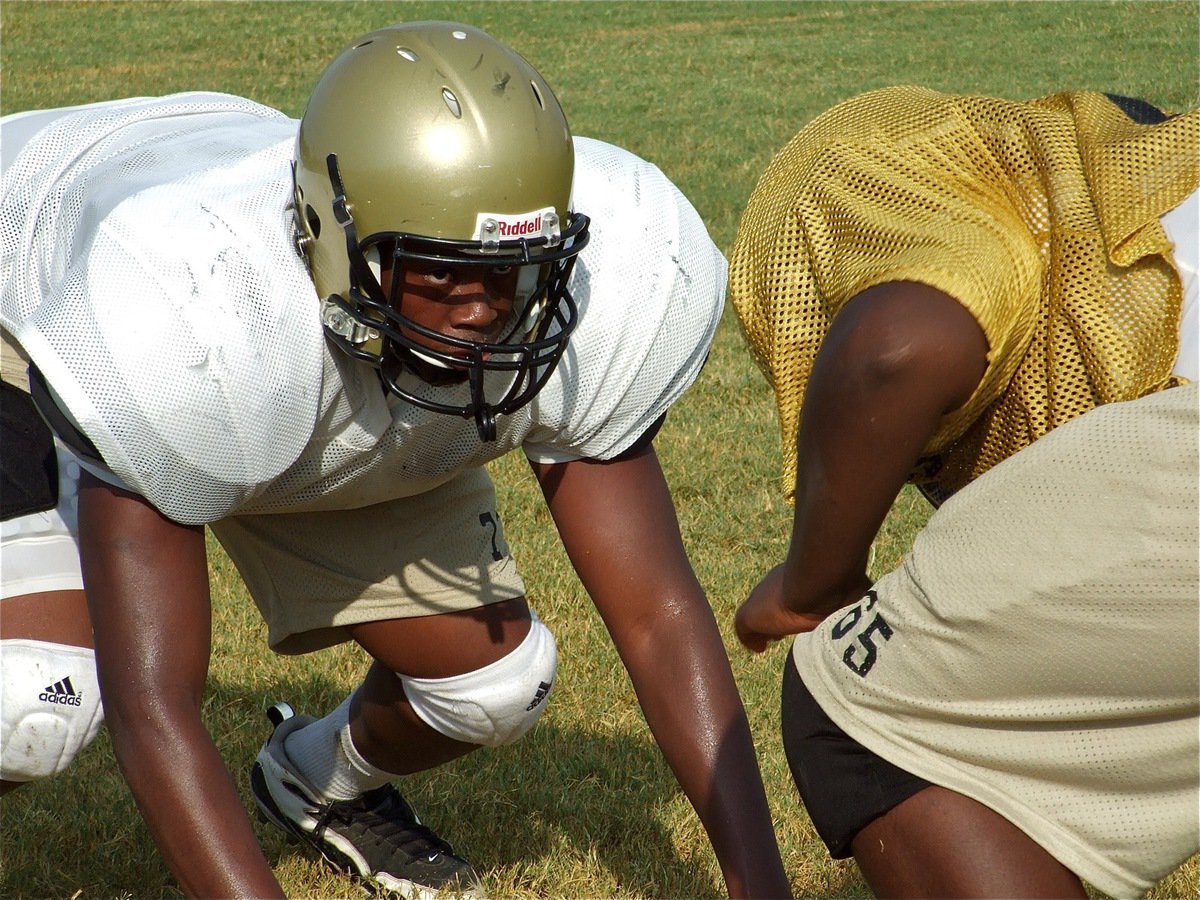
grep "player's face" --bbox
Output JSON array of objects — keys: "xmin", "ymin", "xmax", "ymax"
[{"xmin": 379, "ymin": 251, "xmax": 519, "ymax": 361}]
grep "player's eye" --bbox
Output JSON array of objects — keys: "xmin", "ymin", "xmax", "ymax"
[{"xmin": 417, "ymin": 267, "xmax": 454, "ymax": 285}]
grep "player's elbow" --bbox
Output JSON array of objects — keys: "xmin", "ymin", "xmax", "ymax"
[
  {"xmin": 831, "ymin": 283, "xmax": 989, "ymax": 413},
  {"xmin": 101, "ymin": 677, "xmax": 203, "ymax": 757}
]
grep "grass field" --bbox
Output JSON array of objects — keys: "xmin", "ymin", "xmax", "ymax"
[{"xmin": 2, "ymin": 2, "xmax": 1197, "ymax": 897}]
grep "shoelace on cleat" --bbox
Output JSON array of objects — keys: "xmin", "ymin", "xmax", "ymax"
[{"xmin": 312, "ymin": 787, "xmax": 455, "ymax": 862}]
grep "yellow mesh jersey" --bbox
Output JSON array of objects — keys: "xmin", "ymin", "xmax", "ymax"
[{"xmin": 729, "ymin": 86, "xmax": 1198, "ymax": 503}]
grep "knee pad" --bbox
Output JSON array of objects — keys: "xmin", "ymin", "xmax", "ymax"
[
  {"xmin": 397, "ymin": 616, "xmax": 557, "ymax": 747},
  {"xmin": 1, "ymin": 639, "xmax": 104, "ymax": 782}
]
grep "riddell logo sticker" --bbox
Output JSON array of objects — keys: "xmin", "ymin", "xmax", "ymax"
[
  {"xmin": 474, "ymin": 208, "xmax": 557, "ymax": 240},
  {"xmin": 39, "ymin": 676, "xmax": 83, "ymax": 707}
]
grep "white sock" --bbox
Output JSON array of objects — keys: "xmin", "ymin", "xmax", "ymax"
[{"xmin": 283, "ymin": 693, "xmax": 398, "ymax": 801}]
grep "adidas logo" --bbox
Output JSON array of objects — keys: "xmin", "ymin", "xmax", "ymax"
[
  {"xmin": 525, "ymin": 680, "xmax": 552, "ymax": 712},
  {"xmin": 38, "ymin": 676, "xmax": 83, "ymax": 707}
]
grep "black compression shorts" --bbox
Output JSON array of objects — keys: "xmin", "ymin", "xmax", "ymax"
[{"xmin": 781, "ymin": 650, "xmax": 932, "ymax": 857}]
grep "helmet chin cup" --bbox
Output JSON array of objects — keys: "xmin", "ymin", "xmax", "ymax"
[{"xmin": 356, "ymin": 278, "xmax": 579, "ymax": 441}]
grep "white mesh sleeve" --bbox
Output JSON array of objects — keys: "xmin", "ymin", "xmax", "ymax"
[
  {"xmin": 521, "ymin": 137, "xmax": 726, "ymax": 462},
  {"xmin": 2, "ymin": 95, "xmax": 325, "ymax": 523}
]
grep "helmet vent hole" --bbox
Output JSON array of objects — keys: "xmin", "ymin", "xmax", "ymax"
[
  {"xmin": 529, "ymin": 80, "xmax": 546, "ymax": 110},
  {"xmin": 352, "ymin": 39, "xmax": 375, "ymax": 50},
  {"xmin": 397, "ymin": 47, "xmax": 419, "ymax": 62},
  {"xmin": 451, "ymin": 30, "xmax": 468, "ymax": 40},
  {"xmin": 304, "ymin": 204, "xmax": 321, "ymax": 240},
  {"xmin": 442, "ymin": 88, "xmax": 462, "ymax": 118}
]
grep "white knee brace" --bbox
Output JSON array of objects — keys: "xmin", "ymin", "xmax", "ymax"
[
  {"xmin": 398, "ymin": 616, "xmax": 557, "ymax": 747},
  {"xmin": 1, "ymin": 639, "xmax": 104, "ymax": 782}
]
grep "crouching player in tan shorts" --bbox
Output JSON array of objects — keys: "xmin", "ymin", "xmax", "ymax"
[
  {"xmin": 729, "ymin": 86, "xmax": 1198, "ymax": 897},
  {"xmin": 0, "ymin": 22, "xmax": 788, "ymax": 899}
]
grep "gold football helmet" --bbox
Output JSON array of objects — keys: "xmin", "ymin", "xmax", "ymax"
[{"xmin": 293, "ymin": 21, "xmax": 589, "ymax": 439}]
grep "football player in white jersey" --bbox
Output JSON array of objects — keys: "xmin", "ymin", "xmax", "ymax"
[{"xmin": 0, "ymin": 22, "xmax": 789, "ymax": 900}]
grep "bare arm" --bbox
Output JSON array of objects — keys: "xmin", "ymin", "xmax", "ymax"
[
  {"xmin": 736, "ymin": 282, "xmax": 989, "ymax": 651},
  {"xmin": 78, "ymin": 474, "xmax": 284, "ymax": 898},
  {"xmin": 531, "ymin": 447, "xmax": 790, "ymax": 899}
]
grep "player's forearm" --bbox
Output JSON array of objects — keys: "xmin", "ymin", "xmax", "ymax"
[
  {"xmin": 684, "ymin": 713, "xmax": 791, "ymax": 900},
  {"xmin": 618, "ymin": 603, "xmax": 790, "ymax": 898},
  {"xmin": 779, "ymin": 526, "xmax": 874, "ymax": 619},
  {"xmin": 778, "ymin": 401, "xmax": 910, "ymax": 619},
  {"xmin": 106, "ymin": 698, "xmax": 284, "ymax": 898},
  {"xmin": 780, "ymin": 298, "xmax": 975, "ymax": 615},
  {"xmin": 533, "ymin": 451, "xmax": 788, "ymax": 893},
  {"xmin": 781, "ymin": 283, "xmax": 991, "ymax": 617},
  {"xmin": 776, "ymin": 439, "xmax": 890, "ymax": 620},
  {"xmin": 78, "ymin": 479, "xmax": 280, "ymax": 896}
]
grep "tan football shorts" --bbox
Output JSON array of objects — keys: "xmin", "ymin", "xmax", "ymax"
[
  {"xmin": 793, "ymin": 383, "xmax": 1199, "ymax": 898},
  {"xmin": 2, "ymin": 327, "xmax": 31, "ymax": 390},
  {"xmin": 8, "ymin": 330, "xmax": 526, "ymax": 656},
  {"xmin": 211, "ymin": 467, "xmax": 527, "ymax": 655}
]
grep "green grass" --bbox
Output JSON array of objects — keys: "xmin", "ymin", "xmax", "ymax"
[{"xmin": 2, "ymin": 2, "xmax": 1197, "ymax": 897}]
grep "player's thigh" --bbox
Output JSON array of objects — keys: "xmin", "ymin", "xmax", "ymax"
[
  {"xmin": 850, "ymin": 785, "xmax": 1087, "ymax": 898},
  {"xmin": 1, "ymin": 590, "xmax": 92, "ymax": 646},
  {"xmin": 349, "ymin": 597, "xmax": 532, "ymax": 678},
  {"xmin": 2, "ymin": 377, "xmax": 92, "ymax": 646},
  {"xmin": 2, "ymin": 484, "xmax": 103, "ymax": 789},
  {"xmin": 344, "ymin": 466, "xmax": 535, "ymax": 676}
]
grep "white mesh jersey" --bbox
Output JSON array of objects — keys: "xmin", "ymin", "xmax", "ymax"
[{"xmin": 1, "ymin": 94, "xmax": 725, "ymax": 524}]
